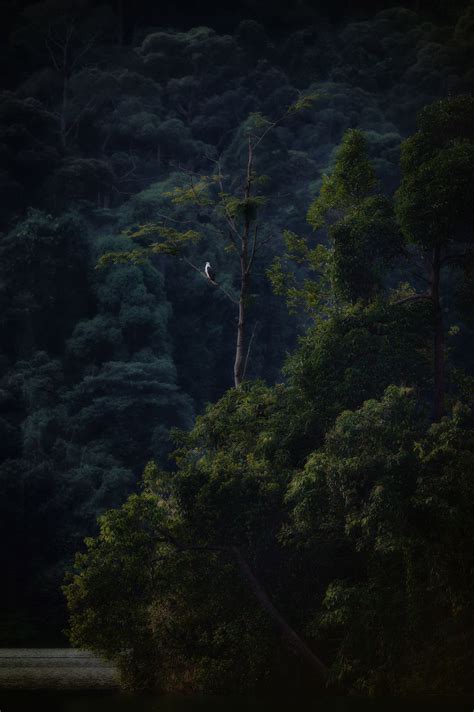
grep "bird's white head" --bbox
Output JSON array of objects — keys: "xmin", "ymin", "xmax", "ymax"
[{"xmin": 205, "ymin": 261, "xmax": 211, "ymax": 269}]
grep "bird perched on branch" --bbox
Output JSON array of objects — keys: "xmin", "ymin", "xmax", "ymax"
[{"xmin": 205, "ymin": 261, "xmax": 217, "ymax": 284}]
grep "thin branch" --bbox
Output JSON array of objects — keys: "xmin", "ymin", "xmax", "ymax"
[
  {"xmin": 188, "ymin": 175, "xmax": 204, "ymax": 206},
  {"xmin": 111, "ymin": 185, "xmax": 135, "ymax": 197},
  {"xmin": 218, "ymin": 208, "xmax": 239, "ymax": 248},
  {"xmin": 70, "ymin": 33, "xmax": 99, "ymax": 71},
  {"xmin": 153, "ymin": 527, "xmax": 180, "ymax": 547},
  {"xmin": 169, "ymin": 162, "xmax": 207, "ymax": 178},
  {"xmin": 226, "ymin": 230, "xmax": 238, "ymax": 250},
  {"xmin": 251, "ymin": 118, "xmax": 281, "ymax": 152},
  {"xmin": 255, "ymin": 233, "xmax": 274, "ymax": 253},
  {"xmin": 247, "ymin": 223, "xmax": 258, "ymax": 274},
  {"xmin": 265, "ymin": 192, "xmax": 294, "ymax": 202},
  {"xmin": 44, "ymin": 38, "xmax": 61, "ymax": 71},
  {"xmin": 251, "ymin": 105, "xmax": 293, "ymax": 152},
  {"xmin": 242, "ymin": 320, "xmax": 260, "ymax": 380},
  {"xmin": 392, "ymin": 293, "xmax": 433, "ymax": 306},
  {"xmin": 64, "ymin": 95, "xmax": 97, "ymax": 135},
  {"xmin": 155, "ymin": 212, "xmax": 195, "ymax": 226},
  {"xmin": 176, "ymin": 544, "xmax": 228, "ymax": 553},
  {"xmin": 180, "ymin": 256, "xmax": 239, "ymax": 305},
  {"xmin": 408, "ymin": 268, "xmax": 431, "ymax": 285},
  {"xmin": 441, "ymin": 252, "xmax": 473, "ymax": 265},
  {"xmin": 197, "ymin": 156, "xmax": 242, "ymax": 249},
  {"xmin": 215, "ymin": 159, "xmax": 242, "ymax": 244}
]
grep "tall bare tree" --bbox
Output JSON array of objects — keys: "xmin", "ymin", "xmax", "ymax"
[{"xmin": 100, "ymin": 96, "xmax": 316, "ymax": 387}]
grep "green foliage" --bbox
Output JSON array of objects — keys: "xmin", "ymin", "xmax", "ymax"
[
  {"xmin": 331, "ymin": 195, "xmax": 401, "ymax": 302},
  {"xmin": 289, "ymin": 93, "xmax": 321, "ymax": 113},
  {"xmin": 289, "ymin": 387, "xmax": 474, "ymax": 694},
  {"xmin": 307, "ymin": 129, "xmax": 377, "ymax": 231},
  {"xmin": 396, "ymin": 96, "xmax": 474, "ymax": 248},
  {"xmin": 98, "ymin": 226, "xmax": 202, "ymax": 267},
  {"xmin": 171, "ymin": 382, "xmax": 291, "ymax": 545},
  {"xmin": 66, "ymin": 305, "xmax": 474, "ymax": 695},
  {"xmin": 166, "ymin": 180, "xmax": 214, "ymax": 207},
  {"xmin": 221, "ymin": 195, "xmax": 266, "ymax": 222},
  {"xmin": 96, "ymin": 248, "xmax": 149, "ymax": 267},
  {"xmin": 64, "ymin": 441, "xmax": 288, "ymax": 692},
  {"xmin": 64, "ymin": 489, "xmax": 172, "ymax": 689},
  {"xmin": 273, "ymin": 129, "xmax": 400, "ymax": 312},
  {"xmin": 282, "ymin": 300, "xmax": 432, "ymax": 453},
  {"xmin": 267, "ymin": 231, "xmax": 330, "ymax": 314}
]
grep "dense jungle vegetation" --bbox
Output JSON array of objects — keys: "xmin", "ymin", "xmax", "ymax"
[{"xmin": 1, "ymin": 0, "xmax": 474, "ymax": 698}]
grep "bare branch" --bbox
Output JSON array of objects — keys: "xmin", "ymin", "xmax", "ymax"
[
  {"xmin": 155, "ymin": 212, "xmax": 195, "ymax": 226},
  {"xmin": 247, "ymin": 223, "xmax": 258, "ymax": 274},
  {"xmin": 44, "ymin": 38, "xmax": 61, "ymax": 71},
  {"xmin": 216, "ymin": 159, "xmax": 242, "ymax": 244},
  {"xmin": 251, "ymin": 106, "xmax": 292, "ymax": 152},
  {"xmin": 242, "ymin": 320, "xmax": 260, "ymax": 380},
  {"xmin": 255, "ymin": 233, "xmax": 274, "ymax": 252},
  {"xmin": 392, "ymin": 293, "xmax": 433, "ymax": 306},
  {"xmin": 408, "ymin": 268, "xmax": 431, "ymax": 285},
  {"xmin": 441, "ymin": 251, "xmax": 473, "ymax": 266},
  {"xmin": 64, "ymin": 95, "xmax": 97, "ymax": 135},
  {"xmin": 70, "ymin": 32, "xmax": 98, "ymax": 71},
  {"xmin": 169, "ymin": 162, "xmax": 206, "ymax": 178},
  {"xmin": 179, "ymin": 256, "xmax": 239, "ymax": 305}
]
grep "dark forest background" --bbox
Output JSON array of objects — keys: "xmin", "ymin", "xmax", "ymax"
[{"xmin": 1, "ymin": 0, "xmax": 474, "ymax": 697}]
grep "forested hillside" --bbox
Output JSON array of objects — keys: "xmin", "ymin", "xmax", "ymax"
[{"xmin": 1, "ymin": 0, "xmax": 474, "ymax": 696}]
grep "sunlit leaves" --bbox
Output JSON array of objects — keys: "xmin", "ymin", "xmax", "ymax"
[
  {"xmin": 307, "ymin": 129, "xmax": 377, "ymax": 231},
  {"xmin": 267, "ymin": 232, "xmax": 329, "ymax": 314},
  {"xmin": 96, "ymin": 248, "xmax": 148, "ymax": 267},
  {"xmin": 222, "ymin": 195, "xmax": 266, "ymax": 222},
  {"xmin": 97, "ymin": 226, "xmax": 202, "ymax": 267},
  {"xmin": 288, "ymin": 92, "xmax": 321, "ymax": 113},
  {"xmin": 165, "ymin": 179, "xmax": 213, "ymax": 207}
]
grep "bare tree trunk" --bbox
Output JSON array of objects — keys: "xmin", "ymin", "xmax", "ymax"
[
  {"xmin": 234, "ymin": 255, "xmax": 249, "ymax": 387},
  {"xmin": 431, "ymin": 244, "xmax": 445, "ymax": 421},
  {"xmin": 117, "ymin": 0, "xmax": 124, "ymax": 46},
  {"xmin": 60, "ymin": 72, "xmax": 68, "ymax": 149},
  {"xmin": 232, "ymin": 547, "xmax": 328, "ymax": 682},
  {"xmin": 233, "ymin": 139, "xmax": 253, "ymax": 387}
]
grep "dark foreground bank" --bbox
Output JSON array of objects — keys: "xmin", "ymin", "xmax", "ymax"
[
  {"xmin": 2, "ymin": 691, "xmax": 474, "ymax": 712},
  {"xmin": 1, "ymin": 649, "xmax": 474, "ymax": 711}
]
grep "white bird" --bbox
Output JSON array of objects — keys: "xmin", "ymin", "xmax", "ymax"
[{"xmin": 205, "ymin": 261, "xmax": 217, "ymax": 284}]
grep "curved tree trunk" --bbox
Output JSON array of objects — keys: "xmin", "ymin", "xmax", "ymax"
[
  {"xmin": 431, "ymin": 245, "xmax": 445, "ymax": 421},
  {"xmin": 232, "ymin": 547, "xmax": 328, "ymax": 683}
]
